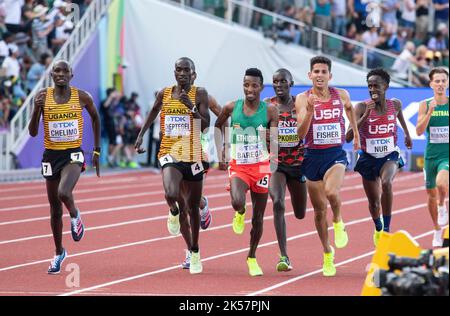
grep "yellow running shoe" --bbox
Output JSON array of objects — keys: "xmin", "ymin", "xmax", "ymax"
[
  {"xmin": 276, "ymin": 256, "xmax": 293, "ymax": 272},
  {"xmin": 232, "ymin": 210, "xmax": 246, "ymax": 235},
  {"xmin": 189, "ymin": 251, "xmax": 203, "ymax": 274},
  {"xmin": 333, "ymin": 220, "xmax": 349, "ymax": 249},
  {"xmin": 323, "ymin": 247, "xmax": 336, "ymax": 277},
  {"xmin": 247, "ymin": 257, "xmax": 263, "ymax": 276},
  {"xmin": 373, "ymin": 230, "xmax": 382, "ymax": 247},
  {"xmin": 167, "ymin": 203, "xmax": 180, "ymax": 236}
]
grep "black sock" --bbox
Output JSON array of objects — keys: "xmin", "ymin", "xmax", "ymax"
[
  {"xmin": 191, "ymin": 246, "xmax": 199, "ymax": 253},
  {"xmin": 170, "ymin": 207, "xmax": 179, "ymax": 216}
]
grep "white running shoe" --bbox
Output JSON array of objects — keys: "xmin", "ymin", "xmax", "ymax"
[
  {"xmin": 432, "ymin": 229, "xmax": 444, "ymax": 247},
  {"xmin": 437, "ymin": 205, "xmax": 448, "ymax": 226},
  {"xmin": 189, "ymin": 251, "xmax": 203, "ymax": 274}
]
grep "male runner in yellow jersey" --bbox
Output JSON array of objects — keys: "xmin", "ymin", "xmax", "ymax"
[
  {"xmin": 135, "ymin": 57, "xmax": 210, "ymax": 274},
  {"xmin": 29, "ymin": 60, "xmax": 101, "ymax": 274}
]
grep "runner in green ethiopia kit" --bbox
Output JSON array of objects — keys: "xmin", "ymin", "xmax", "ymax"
[
  {"xmin": 215, "ymin": 68, "xmax": 279, "ymax": 276},
  {"xmin": 416, "ymin": 67, "xmax": 449, "ymax": 247}
]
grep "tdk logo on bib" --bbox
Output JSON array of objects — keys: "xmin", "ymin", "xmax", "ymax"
[{"xmin": 53, "ymin": 121, "xmax": 75, "ymax": 129}]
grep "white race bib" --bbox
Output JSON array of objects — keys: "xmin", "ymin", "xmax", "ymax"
[
  {"xmin": 278, "ymin": 127, "xmax": 299, "ymax": 148},
  {"xmin": 42, "ymin": 162, "xmax": 52, "ymax": 176},
  {"xmin": 48, "ymin": 120, "xmax": 79, "ymax": 143},
  {"xmin": 366, "ymin": 136, "xmax": 395, "ymax": 158},
  {"xmin": 191, "ymin": 162, "xmax": 204, "ymax": 176},
  {"xmin": 430, "ymin": 126, "xmax": 449, "ymax": 144},
  {"xmin": 159, "ymin": 154, "xmax": 174, "ymax": 167},
  {"xmin": 313, "ymin": 123, "xmax": 341, "ymax": 145},
  {"xmin": 70, "ymin": 152, "xmax": 84, "ymax": 163},
  {"xmin": 256, "ymin": 175, "xmax": 269, "ymax": 188},
  {"xmin": 235, "ymin": 142, "xmax": 265, "ymax": 165},
  {"xmin": 164, "ymin": 115, "xmax": 191, "ymax": 137}
]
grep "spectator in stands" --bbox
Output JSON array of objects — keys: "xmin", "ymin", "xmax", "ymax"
[
  {"xmin": 252, "ymin": 0, "xmax": 272, "ymax": 30},
  {"xmin": 277, "ymin": 4, "xmax": 301, "ymax": 44},
  {"xmin": 313, "ymin": 0, "xmax": 331, "ymax": 32},
  {"xmin": 31, "ymin": 4, "xmax": 53, "ymax": 57},
  {"xmin": 332, "ymin": 0, "xmax": 346, "ymax": 36},
  {"xmin": 415, "ymin": 0, "xmax": 430, "ymax": 42},
  {"xmin": 392, "ymin": 41, "xmax": 418, "ymax": 80},
  {"xmin": 362, "ymin": 26, "xmax": 383, "ymax": 68},
  {"xmin": 433, "ymin": 0, "xmax": 449, "ymax": 31},
  {"xmin": 3, "ymin": 0, "xmax": 26, "ymax": 33},
  {"xmin": 381, "ymin": 0, "xmax": 400, "ymax": 35},
  {"xmin": 26, "ymin": 52, "xmax": 51, "ymax": 91},
  {"xmin": 399, "ymin": 0, "xmax": 416, "ymax": 40},
  {"xmin": 428, "ymin": 26, "xmax": 449, "ymax": 58},
  {"xmin": 100, "ymin": 88, "xmax": 123, "ymax": 168},
  {"xmin": 119, "ymin": 93, "xmax": 142, "ymax": 168},
  {"xmin": 348, "ymin": 0, "xmax": 368, "ymax": 33},
  {"xmin": 376, "ymin": 28, "xmax": 402, "ymax": 54},
  {"xmin": 411, "ymin": 45, "xmax": 434, "ymax": 86},
  {"xmin": 0, "ymin": 31, "xmax": 14, "ymax": 63},
  {"xmin": 1, "ymin": 43, "xmax": 21, "ymax": 79},
  {"xmin": 0, "ymin": 95, "xmax": 10, "ymax": 128},
  {"xmin": 0, "ymin": 5, "xmax": 7, "ymax": 38},
  {"xmin": 51, "ymin": 14, "xmax": 74, "ymax": 54},
  {"xmin": 72, "ymin": 0, "xmax": 90, "ymax": 18},
  {"xmin": 237, "ymin": 0, "xmax": 254, "ymax": 27},
  {"xmin": 342, "ymin": 23, "xmax": 364, "ymax": 66}
]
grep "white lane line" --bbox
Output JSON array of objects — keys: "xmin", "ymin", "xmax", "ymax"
[
  {"xmin": 58, "ymin": 202, "xmax": 431, "ymax": 296},
  {"xmin": 0, "ymin": 174, "xmax": 422, "ymax": 218},
  {"xmin": 247, "ymin": 230, "xmax": 435, "ymax": 296},
  {"xmin": 0, "ymin": 174, "xmax": 230, "ymax": 202},
  {"xmin": 0, "ymin": 186, "xmax": 424, "ymax": 245},
  {"xmin": 0, "ymin": 190, "xmax": 383, "ymax": 270},
  {"xmin": 0, "ymin": 173, "xmax": 229, "ymax": 194}
]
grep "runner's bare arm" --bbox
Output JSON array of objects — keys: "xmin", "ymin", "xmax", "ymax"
[
  {"xmin": 79, "ymin": 90, "xmax": 101, "ymax": 150},
  {"xmin": 345, "ymin": 102, "xmax": 367, "ymax": 142},
  {"xmin": 197, "ymin": 88, "xmax": 210, "ymax": 132},
  {"xmin": 214, "ymin": 101, "xmax": 235, "ymax": 165},
  {"xmin": 393, "ymin": 98, "xmax": 412, "ymax": 149},
  {"xmin": 416, "ymin": 100, "xmax": 434, "ymax": 136},
  {"xmin": 267, "ymin": 104, "xmax": 279, "ymax": 156},
  {"xmin": 135, "ymin": 90, "xmax": 164, "ymax": 153},
  {"xmin": 79, "ymin": 90, "xmax": 101, "ymax": 177},
  {"xmin": 296, "ymin": 93, "xmax": 314, "ymax": 139},
  {"xmin": 340, "ymin": 89, "xmax": 361, "ymax": 150},
  {"xmin": 208, "ymin": 95, "xmax": 222, "ymax": 117},
  {"xmin": 29, "ymin": 89, "xmax": 47, "ymax": 137}
]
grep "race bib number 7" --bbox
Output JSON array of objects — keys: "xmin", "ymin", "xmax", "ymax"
[
  {"xmin": 70, "ymin": 152, "xmax": 84, "ymax": 163},
  {"xmin": 42, "ymin": 162, "xmax": 53, "ymax": 176}
]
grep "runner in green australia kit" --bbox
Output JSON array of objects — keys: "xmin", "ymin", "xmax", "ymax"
[{"xmin": 416, "ymin": 67, "xmax": 449, "ymax": 247}]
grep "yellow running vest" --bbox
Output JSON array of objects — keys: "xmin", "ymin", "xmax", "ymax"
[
  {"xmin": 43, "ymin": 87, "xmax": 83, "ymax": 150},
  {"xmin": 158, "ymin": 86, "xmax": 202, "ymax": 162}
]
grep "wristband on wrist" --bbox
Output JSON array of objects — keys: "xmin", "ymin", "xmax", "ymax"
[{"xmin": 93, "ymin": 147, "xmax": 101, "ymax": 156}]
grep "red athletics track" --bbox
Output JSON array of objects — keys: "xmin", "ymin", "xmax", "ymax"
[{"xmin": 0, "ymin": 169, "xmax": 442, "ymax": 296}]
